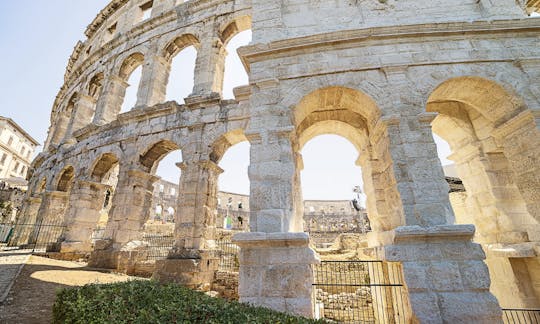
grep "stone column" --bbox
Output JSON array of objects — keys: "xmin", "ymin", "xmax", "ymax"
[
  {"xmin": 375, "ymin": 225, "xmax": 502, "ymax": 323},
  {"xmin": 247, "ymin": 128, "xmax": 302, "ymax": 232},
  {"xmin": 493, "ymin": 111, "xmax": 540, "ymax": 230},
  {"xmin": 89, "ymin": 168, "xmax": 158, "ymax": 268},
  {"xmin": 154, "ymin": 159, "xmax": 223, "ymax": 290},
  {"xmin": 191, "ymin": 37, "xmax": 227, "ymax": 97},
  {"xmin": 233, "ymin": 232, "xmax": 319, "ymax": 318},
  {"xmin": 135, "ymin": 55, "xmax": 171, "ymax": 108},
  {"xmin": 385, "ymin": 113, "xmax": 454, "ymax": 227},
  {"xmin": 63, "ymin": 94, "xmax": 97, "ymax": 144},
  {"xmin": 61, "ymin": 180, "xmax": 110, "ymax": 254},
  {"xmin": 450, "ymin": 144, "xmax": 532, "ymax": 244},
  {"xmin": 92, "ymin": 75, "xmax": 129, "ymax": 125},
  {"xmin": 50, "ymin": 114, "xmax": 70, "ymax": 146}
]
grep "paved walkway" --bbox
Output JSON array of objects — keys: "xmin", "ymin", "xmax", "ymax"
[{"xmin": 0, "ymin": 250, "xmax": 30, "ymax": 304}]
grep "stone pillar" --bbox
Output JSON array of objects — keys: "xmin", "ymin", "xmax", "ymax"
[
  {"xmin": 375, "ymin": 225, "xmax": 502, "ymax": 323},
  {"xmin": 105, "ymin": 169, "xmax": 158, "ymax": 247},
  {"xmin": 493, "ymin": 111, "xmax": 540, "ymax": 231},
  {"xmin": 154, "ymin": 159, "xmax": 223, "ymax": 290},
  {"xmin": 92, "ymin": 75, "xmax": 129, "ymax": 125},
  {"xmin": 386, "ymin": 114, "xmax": 454, "ymax": 227},
  {"xmin": 233, "ymin": 233, "xmax": 319, "ymax": 318},
  {"xmin": 191, "ymin": 37, "xmax": 227, "ymax": 96},
  {"xmin": 89, "ymin": 168, "xmax": 157, "ymax": 268},
  {"xmin": 450, "ymin": 144, "xmax": 532, "ymax": 244},
  {"xmin": 135, "ymin": 55, "xmax": 171, "ymax": 108},
  {"xmin": 50, "ymin": 114, "xmax": 70, "ymax": 146},
  {"xmin": 61, "ymin": 180, "xmax": 110, "ymax": 253},
  {"xmin": 248, "ymin": 128, "xmax": 302, "ymax": 233},
  {"xmin": 63, "ymin": 94, "xmax": 97, "ymax": 144}
]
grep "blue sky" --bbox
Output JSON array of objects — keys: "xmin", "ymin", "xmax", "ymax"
[{"xmin": 0, "ymin": 1, "xmax": 453, "ymax": 201}]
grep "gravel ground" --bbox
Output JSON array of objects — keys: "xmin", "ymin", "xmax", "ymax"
[{"xmin": 0, "ymin": 255, "xmax": 134, "ymax": 324}]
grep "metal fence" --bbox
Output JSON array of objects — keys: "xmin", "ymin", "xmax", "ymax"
[
  {"xmin": 502, "ymin": 309, "xmax": 540, "ymax": 323},
  {"xmin": 313, "ymin": 260, "xmax": 408, "ymax": 324},
  {"xmin": 1, "ymin": 221, "xmax": 66, "ymax": 253},
  {"xmin": 140, "ymin": 233, "xmax": 175, "ymax": 261},
  {"xmin": 216, "ymin": 239, "xmax": 239, "ymax": 272}
]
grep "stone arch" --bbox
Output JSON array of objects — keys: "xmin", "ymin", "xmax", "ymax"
[
  {"xmin": 90, "ymin": 153, "xmax": 120, "ymax": 182},
  {"xmin": 36, "ymin": 177, "xmax": 47, "ymax": 194},
  {"xmin": 88, "ymin": 72, "xmax": 104, "ymax": 99},
  {"xmin": 119, "ymin": 52, "xmax": 145, "ymax": 80},
  {"xmin": 219, "ymin": 15, "xmax": 252, "ymax": 45},
  {"xmin": 293, "ymin": 86, "xmax": 403, "ymax": 232},
  {"xmin": 56, "ymin": 166, "xmax": 75, "ymax": 192},
  {"xmin": 162, "ymin": 34, "xmax": 200, "ymax": 62},
  {"xmin": 428, "ymin": 76, "xmax": 527, "ymax": 125},
  {"xmin": 209, "ymin": 129, "xmax": 248, "ymax": 163},
  {"xmin": 427, "ymin": 76, "xmax": 538, "ymax": 242},
  {"xmin": 139, "ymin": 140, "xmax": 181, "ymax": 173}
]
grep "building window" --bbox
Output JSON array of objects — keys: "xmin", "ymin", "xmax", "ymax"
[
  {"xmin": 7, "ymin": 136, "xmax": 13, "ymax": 146},
  {"xmin": 12, "ymin": 161, "xmax": 20, "ymax": 172},
  {"xmin": 0, "ymin": 153, "xmax": 6, "ymax": 165},
  {"xmin": 170, "ymin": 188, "xmax": 176, "ymax": 196},
  {"xmin": 21, "ymin": 147, "xmax": 25, "ymax": 156},
  {"xmin": 21, "ymin": 166, "xmax": 26, "ymax": 176},
  {"xmin": 141, "ymin": 1, "xmax": 153, "ymax": 21}
]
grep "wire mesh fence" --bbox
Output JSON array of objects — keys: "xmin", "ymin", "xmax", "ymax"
[
  {"xmin": 313, "ymin": 260, "xmax": 408, "ymax": 324},
  {"xmin": 502, "ymin": 309, "xmax": 540, "ymax": 323}
]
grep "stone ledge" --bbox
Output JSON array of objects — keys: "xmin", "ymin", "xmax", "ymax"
[
  {"xmin": 485, "ymin": 242, "xmax": 539, "ymax": 258},
  {"xmin": 393, "ymin": 224, "xmax": 476, "ymax": 243},
  {"xmin": 232, "ymin": 232, "xmax": 310, "ymax": 248}
]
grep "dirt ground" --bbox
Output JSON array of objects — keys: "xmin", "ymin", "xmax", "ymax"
[{"xmin": 0, "ymin": 255, "xmax": 134, "ymax": 324}]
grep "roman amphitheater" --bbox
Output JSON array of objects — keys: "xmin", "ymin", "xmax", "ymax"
[{"xmin": 10, "ymin": 0, "xmax": 540, "ymax": 322}]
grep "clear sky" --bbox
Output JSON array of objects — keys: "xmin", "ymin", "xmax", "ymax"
[{"xmin": 0, "ymin": 1, "xmax": 453, "ymax": 202}]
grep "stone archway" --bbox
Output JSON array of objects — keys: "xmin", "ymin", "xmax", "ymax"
[{"xmin": 427, "ymin": 76, "xmax": 540, "ymax": 308}]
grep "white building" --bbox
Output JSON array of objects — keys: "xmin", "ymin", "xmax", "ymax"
[{"xmin": 0, "ymin": 117, "xmax": 39, "ymax": 182}]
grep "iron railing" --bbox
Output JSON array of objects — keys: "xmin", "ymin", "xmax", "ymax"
[
  {"xmin": 502, "ymin": 309, "xmax": 540, "ymax": 323},
  {"xmin": 1, "ymin": 221, "xmax": 66, "ymax": 253},
  {"xmin": 216, "ymin": 239, "xmax": 239, "ymax": 272},
  {"xmin": 313, "ymin": 260, "xmax": 408, "ymax": 324}
]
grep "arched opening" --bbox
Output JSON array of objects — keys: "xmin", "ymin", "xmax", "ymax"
[
  {"xmin": 300, "ymin": 134, "xmax": 370, "ymax": 247},
  {"xmin": 86, "ymin": 72, "xmax": 104, "ymax": 122},
  {"xmin": 56, "ymin": 166, "xmax": 75, "ymax": 192},
  {"xmin": 213, "ymin": 130, "xmax": 250, "ymax": 232},
  {"xmin": 427, "ymin": 76, "xmax": 540, "ymax": 308},
  {"xmin": 164, "ymin": 34, "xmax": 199, "ymax": 104},
  {"xmin": 119, "ymin": 53, "xmax": 144, "ymax": 113},
  {"xmin": 136, "ymin": 140, "xmax": 182, "ymax": 263},
  {"xmin": 292, "ymin": 87, "xmax": 404, "ymax": 235},
  {"xmin": 51, "ymin": 93, "xmax": 77, "ymax": 146},
  {"xmin": 90, "ymin": 153, "xmax": 120, "ymax": 231},
  {"xmin": 220, "ymin": 16, "xmax": 252, "ymax": 99}
]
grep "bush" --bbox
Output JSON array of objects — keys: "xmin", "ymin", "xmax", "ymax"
[{"xmin": 53, "ymin": 280, "xmax": 328, "ymax": 324}]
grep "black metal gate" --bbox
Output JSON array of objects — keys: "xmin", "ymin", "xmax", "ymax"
[{"xmin": 312, "ymin": 260, "xmax": 408, "ymax": 323}]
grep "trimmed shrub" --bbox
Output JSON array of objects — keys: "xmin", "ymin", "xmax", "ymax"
[{"xmin": 53, "ymin": 280, "xmax": 328, "ymax": 324}]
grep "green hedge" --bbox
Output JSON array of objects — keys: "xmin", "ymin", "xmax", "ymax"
[{"xmin": 53, "ymin": 280, "xmax": 327, "ymax": 324}]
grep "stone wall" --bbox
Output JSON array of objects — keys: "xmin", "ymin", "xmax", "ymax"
[{"xmin": 20, "ymin": 0, "xmax": 540, "ymax": 321}]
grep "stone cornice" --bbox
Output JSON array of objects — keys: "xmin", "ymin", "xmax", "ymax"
[{"xmin": 239, "ymin": 18, "xmax": 540, "ymax": 71}]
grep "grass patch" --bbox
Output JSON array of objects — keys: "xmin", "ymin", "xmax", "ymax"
[{"xmin": 53, "ymin": 280, "xmax": 327, "ymax": 323}]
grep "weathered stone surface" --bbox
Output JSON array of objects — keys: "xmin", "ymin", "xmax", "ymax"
[{"xmin": 19, "ymin": 0, "xmax": 540, "ymax": 321}]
